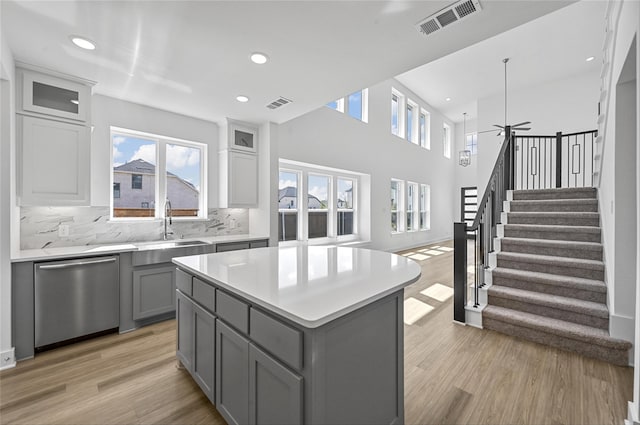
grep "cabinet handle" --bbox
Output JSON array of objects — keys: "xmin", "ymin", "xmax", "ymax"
[{"xmin": 38, "ymin": 257, "xmax": 117, "ymax": 269}]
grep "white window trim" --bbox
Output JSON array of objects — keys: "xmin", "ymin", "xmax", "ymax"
[
  {"xmin": 336, "ymin": 176, "xmax": 357, "ymax": 238},
  {"xmin": 391, "ymin": 179, "xmax": 405, "ymax": 234},
  {"xmin": 420, "ymin": 109, "xmax": 431, "ymax": 150},
  {"xmin": 443, "ymin": 122, "xmax": 452, "ymax": 159},
  {"xmin": 466, "ymin": 132, "xmax": 478, "ymax": 155},
  {"xmin": 278, "ymin": 168, "xmax": 302, "ymax": 242},
  {"xmin": 406, "ymin": 181, "xmax": 419, "ymax": 232},
  {"xmin": 109, "ymin": 126, "xmax": 208, "ymax": 222},
  {"xmin": 391, "ymin": 88, "xmax": 405, "ymax": 139},
  {"xmin": 279, "ymin": 160, "xmax": 361, "ymax": 245},
  {"xmin": 406, "ymin": 100, "xmax": 419, "ymax": 145},
  {"xmin": 326, "ymin": 98, "xmax": 345, "ymax": 113},
  {"xmin": 420, "ymin": 183, "xmax": 431, "ymax": 230}
]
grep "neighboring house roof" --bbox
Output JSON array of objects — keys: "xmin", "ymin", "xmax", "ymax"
[
  {"xmin": 115, "ymin": 159, "xmax": 197, "ymax": 190},
  {"xmin": 278, "ymin": 186, "xmax": 322, "ymax": 205}
]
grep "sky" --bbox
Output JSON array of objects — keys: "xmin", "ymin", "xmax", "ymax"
[{"xmin": 113, "ymin": 134, "xmax": 201, "ymax": 190}]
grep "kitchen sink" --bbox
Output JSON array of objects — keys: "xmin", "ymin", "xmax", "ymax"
[{"xmin": 133, "ymin": 240, "xmax": 213, "ymax": 265}]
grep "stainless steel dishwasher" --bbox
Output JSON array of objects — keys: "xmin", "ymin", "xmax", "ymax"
[{"xmin": 34, "ymin": 255, "xmax": 119, "ymax": 349}]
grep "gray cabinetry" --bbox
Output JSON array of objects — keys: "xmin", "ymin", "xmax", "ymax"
[
  {"xmin": 216, "ymin": 239, "xmax": 268, "ymax": 252},
  {"xmin": 216, "ymin": 319, "xmax": 249, "ymax": 425},
  {"xmin": 193, "ymin": 302, "xmax": 216, "ymax": 404},
  {"xmin": 176, "ymin": 290, "xmax": 193, "ymax": 372},
  {"xmin": 132, "ymin": 264, "xmax": 175, "ymax": 320},
  {"xmin": 249, "ymin": 344, "xmax": 303, "ymax": 425}
]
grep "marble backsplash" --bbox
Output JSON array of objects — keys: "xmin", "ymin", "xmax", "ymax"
[{"xmin": 20, "ymin": 206, "xmax": 249, "ymax": 250}]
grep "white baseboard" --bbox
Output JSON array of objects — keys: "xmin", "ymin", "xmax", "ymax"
[
  {"xmin": 465, "ymin": 303, "xmax": 485, "ymax": 329},
  {"xmin": 628, "ymin": 401, "xmax": 640, "ymax": 425},
  {"xmin": 0, "ymin": 347, "xmax": 16, "ymax": 371}
]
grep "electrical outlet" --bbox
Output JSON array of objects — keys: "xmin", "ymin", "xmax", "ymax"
[
  {"xmin": 58, "ymin": 224, "xmax": 70, "ymax": 237},
  {"xmin": 0, "ymin": 349, "xmax": 15, "ymax": 370}
]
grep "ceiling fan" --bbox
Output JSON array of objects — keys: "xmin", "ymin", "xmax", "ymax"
[{"xmin": 479, "ymin": 58, "xmax": 532, "ymax": 136}]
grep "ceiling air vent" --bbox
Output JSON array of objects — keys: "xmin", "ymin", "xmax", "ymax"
[
  {"xmin": 266, "ymin": 96, "xmax": 292, "ymax": 110},
  {"xmin": 416, "ymin": 0, "xmax": 482, "ymax": 37}
]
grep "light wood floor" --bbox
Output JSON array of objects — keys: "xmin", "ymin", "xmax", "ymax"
[{"xmin": 0, "ymin": 241, "xmax": 633, "ymax": 424}]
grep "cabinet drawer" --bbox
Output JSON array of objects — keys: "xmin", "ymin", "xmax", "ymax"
[
  {"xmin": 250, "ymin": 308, "xmax": 302, "ymax": 371},
  {"xmin": 249, "ymin": 240, "xmax": 268, "ymax": 249},
  {"xmin": 193, "ymin": 278, "xmax": 215, "ymax": 313},
  {"xmin": 216, "ymin": 290, "xmax": 249, "ymax": 333},
  {"xmin": 216, "ymin": 242, "xmax": 250, "ymax": 252},
  {"xmin": 175, "ymin": 269, "xmax": 192, "ymax": 296}
]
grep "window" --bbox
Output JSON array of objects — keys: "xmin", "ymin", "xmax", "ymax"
[
  {"xmin": 327, "ymin": 90, "xmax": 368, "ymax": 123},
  {"xmin": 337, "ymin": 178, "xmax": 354, "ymax": 236},
  {"xmin": 420, "ymin": 184, "xmax": 430, "ymax": 230},
  {"xmin": 326, "ymin": 98, "xmax": 344, "ymax": 113},
  {"xmin": 420, "ymin": 110, "xmax": 430, "ymax": 149},
  {"xmin": 278, "ymin": 170, "xmax": 299, "ymax": 241},
  {"xmin": 407, "ymin": 182, "xmax": 418, "ymax": 231},
  {"xmin": 466, "ymin": 132, "xmax": 478, "ymax": 155},
  {"xmin": 131, "ymin": 174, "xmax": 143, "ymax": 189},
  {"xmin": 308, "ymin": 174, "xmax": 329, "ymax": 239},
  {"xmin": 391, "ymin": 89, "xmax": 405, "ymax": 137},
  {"xmin": 111, "ymin": 127, "xmax": 206, "ymax": 219},
  {"xmin": 406, "ymin": 104, "xmax": 414, "ymax": 143},
  {"xmin": 443, "ymin": 123, "xmax": 451, "ymax": 159},
  {"xmin": 278, "ymin": 161, "xmax": 361, "ymax": 243},
  {"xmin": 391, "ymin": 179, "xmax": 404, "ymax": 233}
]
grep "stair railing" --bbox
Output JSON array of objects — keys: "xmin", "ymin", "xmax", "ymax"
[{"xmin": 454, "ymin": 126, "xmax": 513, "ymax": 323}]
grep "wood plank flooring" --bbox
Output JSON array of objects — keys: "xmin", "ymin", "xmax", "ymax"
[{"xmin": 1, "ymin": 240, "xmax": 633, "ymax": 424}]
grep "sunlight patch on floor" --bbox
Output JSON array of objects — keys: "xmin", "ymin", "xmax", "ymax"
[
  {"xmin": 402, "ymin": 252, "xmax": 416, "ymax": 257},
  {"xmin": 436, "ymin": 246, "xmax": 454, "ymax": 252},
  {"xmin": 420, "ymin": 283, "xmax": 454, "ymax": 302},
  {"xmin": 424, "ymin": 250, "xmax": 444, "ymax": 256},
  {"xmin": 408, "ymin": 253, "xmax": 429, "ymax": 261},
  {"xmin": 404, "ymin": 297, "xmax": 434, "ymax": 325}
]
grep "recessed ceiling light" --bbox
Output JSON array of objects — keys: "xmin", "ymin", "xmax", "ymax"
[
  {"xmin": 70, "ymin": 35, "xmax": 96, "ymax": 50},
  {"xmin": 586, "ymin": 56, "xmax": 595, "ymax": 62},
  {"xmin": 70, "ymin": 99, "xmax": 79, "ymax": 105},
  {"xmin": 446, "ymin": 97, "xmax": 451, "ymax": 101},
  {"xmin": 250, "ymin": 53, "xmax": 268, "ymax": 64},
  {"xmin": 236, "ymin": 95, "xmax": 249, "ymax": 103}
]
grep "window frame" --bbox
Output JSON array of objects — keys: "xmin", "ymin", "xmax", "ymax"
[
  {"xmin": 278, "ymin": 168, "xmax": 301, "ymax": 242},
  {"xmin": 110, "ymin": 126, "xmax": 208, "ymax": 221},
  {"xmin": 391, "ymin": 88, "xmax": 405, "ymax": 138},
  {"xmin": 420, "ymin": 184, "xmax": 431, "ymax": 230},
  {"xmin": 390, "ymin": 179, "xmax": 405, "ymax": 234},
  {"xmin": 279, "ymin": 161, "xmax": 360, "ymax": 245},
  {"xmin": 406, "ymin": 100, "xmax": 419, "ymax": 145},
  {"xmin": 420, "ymin": 109, "xmax": 431, "ymax": 149},
  {"xmin": 325, "ymin": 98, "xmax": 345, "ymax": 113},
  {"xmin": 406, "ymin": 181, "xmax": 419, "ymax": 232},
  {"xmin": 466, "ymin": 132, "xmax": 478, "ymax": 155},
  {"xmin": 443, "ymin": 123, "xmax": 452, "ymax": 159},
  {"xmin": 336, "ymin": 177, "xmax": 356, "ymax": 237}
]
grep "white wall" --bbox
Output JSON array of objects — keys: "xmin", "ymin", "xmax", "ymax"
[
  {"xmin": 454, "ymin": 118, "xmax": 479, "ymax": 221},
  {"xmin": 0, "ymin": 26, "xmax": 16, "ymax": 368},
  {"xmin": 477, "ymin": 71, "xmax": 601, "ymax": 195},
  {"xmin": 91, "ymin": 95, "xmax": 219, "ymax": 208},
  {"xmin": 249, "ymin": 122, "xmax": 279, "ymax": 245},
  {"xmin": 278, "ymin": 78, "xmax": 457, "ymax": 252}
]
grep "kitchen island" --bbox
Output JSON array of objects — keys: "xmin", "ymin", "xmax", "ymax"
[{"xmin": 173, "ymin": 245, "xmax": 421, "ymax": 425}]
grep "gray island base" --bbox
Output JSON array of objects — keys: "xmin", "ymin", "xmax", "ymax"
[{"xmin": 173, "ymin": 246, "xmax": 421, "ymax": 425}]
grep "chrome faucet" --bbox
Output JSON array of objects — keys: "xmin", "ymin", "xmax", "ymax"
[{"xmin": 164, "ymin": 198, "xmax": 174, "ymax": 240}]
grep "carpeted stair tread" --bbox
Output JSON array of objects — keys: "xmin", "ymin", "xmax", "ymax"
[
  {"xmin": 497, "ymin": 252, "xmax": 604, "ymax": 271},
  {"xmin": 500, "ymin": 237, "xmax": 602, "ymax": 252},
  {"xmin": 483, "ymin": 305, "xmax": 631, "ymax": 350},
  {"xmin": 506, "ymin": 211, "xmax": 599, "ymax": 226},
  {"xmin": 513, "ymin": 187, "xmax": 597, "ymax": 200},
  {"xmin": 488, "ymin": 285, "xmax": 608, "ymax": 318},
  {"xmin": 492, "ymin": 267, "xmax": 606, "ymax": 294},
  {"xmin": 503, "ymin": 224, "xmax": 601, "ymax": 234},
  {"xmin": 509, "ymin": 198, "xmax": 598, "ymax": 212}
]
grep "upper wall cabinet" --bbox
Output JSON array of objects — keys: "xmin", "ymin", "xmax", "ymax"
[
  {"xmin": 219, "ymin": 118, "xmax": 259, "ymax": 208},
  {"xmin": 16, "ymin": 64, "xmax": 95, "ymax": 206},
  {"xmin": 220, "ymin": 118, "xmax": 258, "ymax": 154},
  {"xmin": 19, "ymin": 67, "xmax": 92, "ymax": 123}
]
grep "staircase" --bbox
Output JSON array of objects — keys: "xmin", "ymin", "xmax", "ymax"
[{"xmin": 482, "ymin": 187, "xmax": 632, "ymax": 366}]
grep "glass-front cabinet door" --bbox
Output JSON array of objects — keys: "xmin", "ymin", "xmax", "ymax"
[{"xmin": 22, "ymin": 70, "xmax": 90, "ymax": 122}]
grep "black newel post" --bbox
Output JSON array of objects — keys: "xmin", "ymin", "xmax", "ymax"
[{"xmin": 453, "ymin": 222, "xmax": 467, "ymax": 323}]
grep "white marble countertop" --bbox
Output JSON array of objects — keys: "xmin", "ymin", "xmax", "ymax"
[
  {"xmin": 11, "ymin": 234, "xmax": 270, "ymax": 262},
  {"xmin": 173, "ymin": 246, "xmax": 421, "ymax": 328}
]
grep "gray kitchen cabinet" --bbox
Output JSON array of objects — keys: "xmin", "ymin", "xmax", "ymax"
[
  {"xmin": 249, "ymin": 344, "xmax": 303, "ymax": 425},
  {"xmin": 176, "ymin": 290, "xmax": 193, "ymax": 373},
  {"xmin": 216, "ymin": 319, "xmax": 249, "ymax": 425},
  {"xmin": 216, "ymin": 239, "xmax": 268, "ymax": 253},
  {"xmin": 18, "ymin": 115, "xmax": 90, "ymax": 206},
  {"xmin": 192, "ymin": 302, "xmax": 216, "ymax": 404},
  {"xmin": 132, "ymin": 264, "xmax": 175, "ymax": 320}
]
